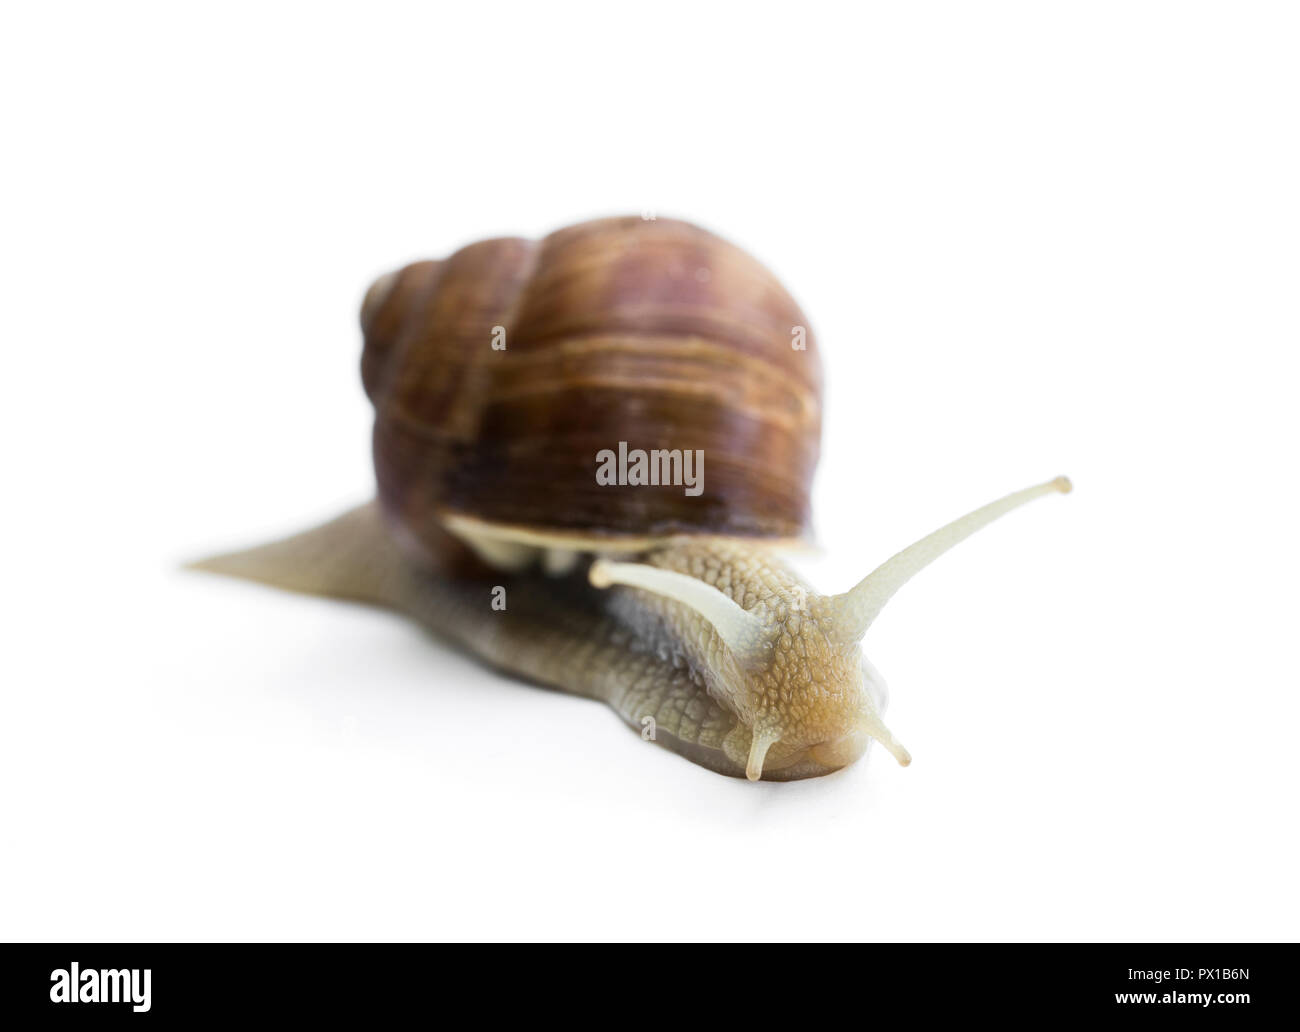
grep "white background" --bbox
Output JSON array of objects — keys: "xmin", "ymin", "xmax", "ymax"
[{"xmin": 3, "ymin": 2, "xmax": 1297, "ymax": 942}]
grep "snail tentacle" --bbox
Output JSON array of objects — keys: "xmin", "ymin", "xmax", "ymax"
[
  {"xmin": 829, "ymin": 476, "xmax": 1073, "ymax": 644},
  {"xmin": 589, "ymin": 557, "xmax": 770, "ymax": 664}
]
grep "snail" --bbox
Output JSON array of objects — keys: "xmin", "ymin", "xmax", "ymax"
[{"xmin": 193, "ymin": 216, "xmax": 1069, "ymax": 781}]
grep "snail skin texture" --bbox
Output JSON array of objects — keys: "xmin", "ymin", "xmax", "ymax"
[{"xmin": 194, "ymin": 216, "xmax": 1069, "ymax": 781}]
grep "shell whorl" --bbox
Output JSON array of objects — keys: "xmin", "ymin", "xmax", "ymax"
[{"xmin": 360, "ymin": 216, "xmax": 822, "ymax": 566}]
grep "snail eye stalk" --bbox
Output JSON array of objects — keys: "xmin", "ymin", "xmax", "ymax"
[
  {"xmin": 829, "ymin": 477, "xmax": 1072, "ymax": 644},
  {"xmin": 589, "ymin": 558, "xmax": 769, "ymax": 663}
]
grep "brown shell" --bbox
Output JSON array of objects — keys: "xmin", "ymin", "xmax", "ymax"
[{"xmin": 360, "ymin": 216, "xmax": 822, "ymax": 565}]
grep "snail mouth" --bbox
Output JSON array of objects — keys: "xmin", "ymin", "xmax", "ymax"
[
  {"xmin": 746, "ymin": 727, "xmax": 882, "ymax": 781},
  {"xmin": 808, "ymin": 729, "xmax": 871, "ymax": 770}
]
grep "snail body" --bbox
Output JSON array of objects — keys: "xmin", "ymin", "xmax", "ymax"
[{"xmin": 195, "ymin": 217, "xmax": 1069, "ymax": 781}]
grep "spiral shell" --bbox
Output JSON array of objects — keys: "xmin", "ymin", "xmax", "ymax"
[{"xmin": 359, "ymin": 216, "xmax": 822, "ymax": 567}]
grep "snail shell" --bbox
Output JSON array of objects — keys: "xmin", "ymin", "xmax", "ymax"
[{"xmin": 358, "ymin": 216, "xmax": 821, "ymax": 570}]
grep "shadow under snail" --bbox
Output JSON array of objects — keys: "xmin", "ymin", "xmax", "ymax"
[{"xmin": 193, "ymin": 215, "xmax": 1070, "ymax": 781}]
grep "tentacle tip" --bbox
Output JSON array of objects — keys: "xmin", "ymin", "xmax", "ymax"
[
  {"xmin": 880, "ymin": 739, "xmax": 912, "ymax": 767},
  {"xmin": 746, "ymin": 733, "xmax": 775, "ymax": 781},
  {"xmin": 588, "ymin": 559, "xmax": 613, "ymax": 589},
  {"xmin": 1052, "ymin": 476, "xmax": 1073, "ymax": 495}
]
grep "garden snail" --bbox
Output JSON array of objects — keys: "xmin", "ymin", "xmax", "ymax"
[{"xmin": 194, "ymin": 216, "xmax": 1069, "ymax": 781}]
